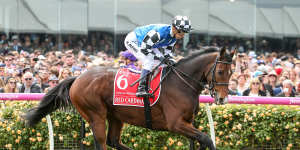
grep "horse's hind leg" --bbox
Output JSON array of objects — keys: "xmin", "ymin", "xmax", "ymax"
[
  {"xmin": 90, "ymin": 116, "xmax": 107, "ymax": 150},
  {"xmin": 107, "ymin": 116, "xmax": 133, "ymax": 150},
  {"xmin": 171, "ymin": 120, "xmax": 215, "ymax": 150},
  {"xmin": 93, "ymin": 133, "xmax": 102, "ymax": 150}
]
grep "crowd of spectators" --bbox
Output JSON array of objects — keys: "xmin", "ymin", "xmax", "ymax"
[
  {"xmin": 186, "ymin": 34, "xmax": 300, "ymax": 55},
  {"xmin": 0, "ymin": 32, "xmax": 300, "ymax": 98},
  {"xmin": 0, "ymin": 32, "xmax": 115, "ymax": 57},
  {"xmin": 226, "ymin": 50, "xmax": 300, "ymax": 97},
  {"xmin": 0, "ymin": 32, "xmax": 122, "ymax": 94}
]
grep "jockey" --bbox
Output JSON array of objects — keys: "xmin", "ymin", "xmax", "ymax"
[{"xmin": 124, "ymin": 15, "xmax": 192, "ymax": 97}]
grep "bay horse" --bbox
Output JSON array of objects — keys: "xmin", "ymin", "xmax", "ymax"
[{"xmin": 25, "ymin": 47, "xmax": 234, "ymax": 150}]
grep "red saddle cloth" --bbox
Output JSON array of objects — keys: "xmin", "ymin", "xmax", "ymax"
[{"xmin": 113, "ymin": 68, "xmax": 163, "ymax": 107}]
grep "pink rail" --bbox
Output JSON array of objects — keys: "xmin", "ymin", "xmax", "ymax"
[
  {"xmin": 199, "ymin": 95, "xmax": 300, "ymax": 105},
  {"xmin": 0, "ymin": 93, "xmax": 44, "ymax": 101},
  {"xmin": 0, "ymin": 93, "xmax": 299, "ymax": 105}
]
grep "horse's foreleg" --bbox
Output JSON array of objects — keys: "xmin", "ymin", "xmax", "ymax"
[
  {"xmin": 171, "ymin": 120, "xmax": 215, "ymax": 150},
  {"xmin": 107, "ymin": 117, "xmax": 133, "ymax": 150}
]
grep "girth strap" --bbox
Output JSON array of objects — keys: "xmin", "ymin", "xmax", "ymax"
[{"xmin": 143, "ymin": 96, "xmax": 152, "ymax": 129}]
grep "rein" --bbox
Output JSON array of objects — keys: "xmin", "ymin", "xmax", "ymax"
[
  {"xmin": 170, "ymin": 57, "xmax": 232, "ymax": 94},
  {"xmin": 171, "ymin": 66, "xmax": 203, "ymax": 92}
]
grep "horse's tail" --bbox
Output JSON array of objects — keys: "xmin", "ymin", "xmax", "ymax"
[{"xmin": 24, "ymin": 77, "xmax": 77, "ymax": 126}]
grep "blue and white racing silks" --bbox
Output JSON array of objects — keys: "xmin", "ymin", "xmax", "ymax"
[{"xmin": 134, "ymin": 24, "xmax": 176, "ymax": 59}]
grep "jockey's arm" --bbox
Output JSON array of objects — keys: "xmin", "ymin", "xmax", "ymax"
[
  {"xmin": 162, "ymin": 41, "xmax": 176, "ymax": 59},
  {"xmin": 140, "ymin": 30, "xmax": 160, "ymax": 56},
  {"xmin": 140, "ymin": 30, "xmax": 175, "ymax": 63}
]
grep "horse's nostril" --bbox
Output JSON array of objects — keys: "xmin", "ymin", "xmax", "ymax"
[{"xmin": 217, "ymin": 98, "xmax": 225, "ymax": 105}]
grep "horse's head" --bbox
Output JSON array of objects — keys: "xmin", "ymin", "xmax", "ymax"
[{"xmin": 206, "ymin": 47, "xmax": 234, "ymax": 104}]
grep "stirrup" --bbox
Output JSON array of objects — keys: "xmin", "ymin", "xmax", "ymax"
[
  {"xmin": 136, "ymin": 90, "xmax": 148, "ymax": 97},
  {"xmin": 136, "ymin": 92, "xmax": 154, "ymax": 98}
]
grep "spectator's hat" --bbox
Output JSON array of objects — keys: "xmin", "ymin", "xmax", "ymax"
[
  {"xmin": 72, "ymin": 66, "xmax": 81, "ymax": 72},
  {"xmin": 273, "ymin": 59, "xmax": 281, "ymax": 66},
  {"xmin": 12, "ymin": 35, "xmax": 18, "ymax": 40},
  {"xmin": 275, "ymin": 66, "xmax": 283, "ymax": 76},
  {"xmin": 0, "ymin": 63, "xmax": 6, "ymax": 68},
  {"xmin": 22, "ymin": 65, "xmax": 31, "ymax": 74},
  {"xmin": 257, "ymin": 65, "xmax": 268, "ymax": 74},
  {"xmin": 280, "ymin": 55, "xmax": 288, "ymax": 61},
  {"xmin": 294, "ymin": 59, "xmax": 300, "ymax": 64},
  {"xmin": 253, "ymin": 71, "xmax": 263, "ymax": 78},
  {"xmin": 268, "ymin": 70, "xmax": 277, "ymax": 77},
  {"xmin": 38, "ymin": 55, "xmax": 46, "ymax": 60},
  {"xmin": 248, "ymin": 51, "xmax": 257, "ymax": 58},
  {"xmin": 55, "ymin": 51, "xmax": 62, "ymax": 57},
  {"xmin": 0, "ymin": 63, "xmax": 5, "ymax": 71},
  {"xmin": 257, "ymin": 60, "xmax": 265, "ymax": 65},
  {"xmin": 48, "ymin": 75, "xmax": 59, "ymax": 81}
]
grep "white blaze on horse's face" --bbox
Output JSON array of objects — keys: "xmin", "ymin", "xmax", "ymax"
[{"xmin": 215, "ymin": 92, "xmax": 228, "ymax": 105}]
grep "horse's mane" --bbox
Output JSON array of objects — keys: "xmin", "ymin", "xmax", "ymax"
[{"xmin": 177, "ymin": 47, "xmax": 219, "ymax": 65}]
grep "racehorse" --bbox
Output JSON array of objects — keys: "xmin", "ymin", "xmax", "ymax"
[{"xmin": 25, "ymin": 47, "xmax": 234, "ymax": 150}]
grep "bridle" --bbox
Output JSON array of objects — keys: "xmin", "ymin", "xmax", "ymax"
[
  {"xmin": 170, "ymin": 56, "xmax": 232, "ymax": 97},
  {"xmin": 206, "ymin": 57, "xmax": 232, "ymax": 98}
]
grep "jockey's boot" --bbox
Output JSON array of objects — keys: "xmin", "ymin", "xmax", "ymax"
[{"xmin": 136, "ymin": 69, "xmax": 150, "ymax": 97}]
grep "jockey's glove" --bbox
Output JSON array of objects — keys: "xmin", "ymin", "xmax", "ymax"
[
  {"xmin": 158, "ymin": 56, "xmax": 166, "ymax": 62},
  {"xmin": 158, "ymin": 56, "xmax": 176, "ymax": 66},
  {"xmin": 165, "ymin": 58, "xmax": 176, "ymax": 66},
  {"xmin": 141, "ymin": 48, "xmax": 150, "ymax": 55}
]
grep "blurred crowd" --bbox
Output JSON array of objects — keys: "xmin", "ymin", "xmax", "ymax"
[
  {"xmin": 0, "ymin": 33, "xmax": 300, "ymax": 98},
  {"xmin": 0, "ymin": 33, "xmax": 127, "ymax": 94},
  {"xmin": 225, "ymin": 50, "xmax": 300, "ymax": 97},
  {"xmin": 0, "ymin": 32, "xmax": 115, "ymax": 57}
]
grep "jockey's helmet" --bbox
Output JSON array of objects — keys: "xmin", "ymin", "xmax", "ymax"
[{"xmin": 172, "ymin": 15, "xmax": 192, "ymax": 33}]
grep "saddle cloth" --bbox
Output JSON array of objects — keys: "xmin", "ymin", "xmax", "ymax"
[{"xmin": 113, "ymin": 68, "xmax": 163, "ymax": 107}]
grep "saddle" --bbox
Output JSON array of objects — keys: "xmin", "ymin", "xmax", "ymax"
[{"xmin": 113, "ymin": 67, "xmax": 164, "ymax": 107}]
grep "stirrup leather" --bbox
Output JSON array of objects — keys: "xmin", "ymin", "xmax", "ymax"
[{"xmin": 136, "ymin": 85, "xmax": 148, "ymax": 97}]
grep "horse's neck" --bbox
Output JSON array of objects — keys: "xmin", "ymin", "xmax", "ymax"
[
  {"xmin": 179, "ymin": 53, "xmax": 217, "ymax": 81},
  {"xmin": 169, "ymin": 53, "xmax": 217, "ymax": 95}
]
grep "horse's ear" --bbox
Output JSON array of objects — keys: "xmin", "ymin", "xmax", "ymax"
[
  {"xmin": 230, "ymin": 48, "xmax": 237, "ymax": 58},
  {"xmin": 220, "ymin": 47, "xmax": 226, "ymax": 58}
]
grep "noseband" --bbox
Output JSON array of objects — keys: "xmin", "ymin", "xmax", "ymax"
[{"xmin": 206, "ymin": 57, "xmax": 232, "ymax": 98}]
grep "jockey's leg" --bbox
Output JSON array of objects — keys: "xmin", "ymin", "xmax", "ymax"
[
  {"xmin": 136, "ymin": 54, "xmax": 155, "ymax": 97},
  {"xmin": 136, "ymin": 69, "xmax": 150, "ymax": 97}
]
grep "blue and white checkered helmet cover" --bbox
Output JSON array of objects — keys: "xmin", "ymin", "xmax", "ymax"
[{"xmin": 172, "ymin": 15, "xmax": 191, "ymax": 33}]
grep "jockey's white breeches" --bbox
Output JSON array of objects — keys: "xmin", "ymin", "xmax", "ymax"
[{"xmin": 124, "ymin": 32, "xmax": 164, "ymax": 71}]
